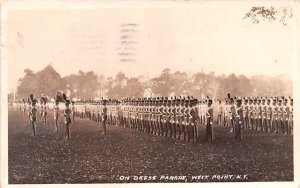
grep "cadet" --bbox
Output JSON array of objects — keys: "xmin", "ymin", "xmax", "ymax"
[
  {"xmin": 202, "ymin": 99, "xmax": 207, "ymax": 125},
  {"xmin": 205, "ymin": 99, "xmax": 213, "ymax": 141},
  {"xmin": 261, "ymin": 98, "xmax": 267, "ymax": 131},
  {"xmin": 27, "ymin": 98, "xmax": 32, "ymax": 124},
  {"xmin": 39, "ymin": 99, "xmax": 44, "ymax": 120},
  {"xmin": 223, "ymin": 99, "xmax": 228, "ymax": 127},
  {"xmin": 190, "ymin": 98, "xmax": 199, "ymax": 143},
  {"xmin": 266, "ymin": 98, "xmax": 272, "ymax": 132},
  {"xmin": 277, "ymin": 98, "xmax": 284, "ymax": 134},
  {"xmin": 154, "ymin": 97, "xmax": 159, "ymax": 135},
  {"xmin": 22, "ymin": 99, "xmax": 27, "ymax": 116},
  {"xmin": 170, "ymin": 97, "xmax": 177, "ymax": 138},
  {"xmin": 228, "ymin": 98, "xmax": 235, "ymax": 133},
  {"xmin": 102, "ymin": 99, "xmax": 108, "ymax": 134},
  {"xmin": 182, "ymin": 97, "xmax": 190, "ymax": 141},
  {"xmin": 145, "ymin": 98, "xmax": 151, "ymax": 133},
  {"xmin": 41, "ymin": 96, "xmax": 48, "ymax": 125},
  {"xmin": 71, "ymin": 101, "xmax": 76, "ymax": 122},
  {"xmin": 175, "ymin": 97, "xmax": 183, "ymax": 140},
  {"xmin": 158, "ymin": 97, "xmax": 164, "ymax": 136},
  {"xmin": 54, "ymin": 99, "xmax": 60, "ymax": 132},
  {"xmin": 29, "ymin": 94, "xmax": 38, "ymax": 136},
  {"xmin": 165, "ymin": 98, "xmax": 172, "ymax": 138},
  {"xmin": 243, "ymin": 98, "xmax": 249, "ymax": 129},
  {"xmin": 116, "ymin": 100, "xmax": 122, "ymax": 126},
  {"xmin": 272, "ymin": 98, "xmax": 279, "ymax": 133},
  {"xmin": 234, "ymin": 98, "xmax": 243, "ymax": 140},
  {"xmin": 288, "ymin": 98, "xmax": 293, "ymax": 135},
  {"xmin": 217, "ymin": 100, "xmax": 223, "ymax": 126},
  {"xmin": 63, "ymin": 94, "xmax": 72, "ymax": 139},
  {"xmin": 257, "ymin": 99, "xmax": 263, "ymax": 131},
  {"xmin": 248, "ymin": 98, "xmax": 254, "ymax": 130},
  {"xmin": 149, "ymin": 98, "xmax": 155, "ymax": 135},
  {"xmin": 283, "ymin": 98, "xmax": 289, "ymax": 134},
  {"xmin": 134, "ymin": 99, "xmax": 139, "ymax": 131},
  {"xmin": 253, "ymin": 99, "xmax": 258, "ymax": 130}
]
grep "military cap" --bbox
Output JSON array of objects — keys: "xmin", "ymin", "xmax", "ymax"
[{"xmin": 208, "ymin": 99, "xmax": 213, "ymax": 105}]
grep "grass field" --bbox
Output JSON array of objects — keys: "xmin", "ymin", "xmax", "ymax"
[{"xmin": 8, "ymin": 107, "xmax": 293, "ymax": 184}]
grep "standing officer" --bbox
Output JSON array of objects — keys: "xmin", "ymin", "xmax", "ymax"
[
  {"xmin": 54, "ymin": 98, "xmax": 60, "ymax": 132},
  {"xmin": 223, "ymin": 99, "xmax": 228, "ymax": 127},
  {"xmin": 234, "ymin": 98, "xmax": 243, "ymax": 140},
  {"xmin": 228, "ymin": 97, "xmax": 235, "ymax": 133},
  {"xmin": 27, "ymin": 98, "xmax": 32, "ymax": 124},
  {"xmin": 217, "ymin": 100, "xmax": 223, "ymax": 126},
  {"xmin": 205, "ymin": 99, "xmax": 213, "ymax": 141},
  {"xmin": 198, "ymin": 100, "xmax": 203, "ymax": 125},
  {"xmin": 63, "ymin": 94, "xmax": 72, "ymax": 139},
  {"xmin": 29, "ymin": 94, "xmax": 38, "ymax": 136}
]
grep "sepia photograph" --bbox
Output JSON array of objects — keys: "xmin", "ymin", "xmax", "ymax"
[{"xmin": 1, "ymin": 0, "xmax": 299, "ymax": 187}]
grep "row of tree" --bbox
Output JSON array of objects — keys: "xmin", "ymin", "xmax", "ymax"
[{"xmin": 13, "ymin": 65, "xmax": 292, "ymax": 101}]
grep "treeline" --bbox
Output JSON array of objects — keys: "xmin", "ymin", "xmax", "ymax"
[{"xmin": 13, "ymin": 65, "xmax": 292, "ymax": 101}]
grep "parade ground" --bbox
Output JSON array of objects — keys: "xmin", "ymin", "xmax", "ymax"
[{"xmin": 8, "ymin": 107, "xmax": 293, "ymax": 184}]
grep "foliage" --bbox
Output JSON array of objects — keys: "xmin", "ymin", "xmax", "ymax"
[
  {"xmin": 243, "ymin": 6, "xmax": 293, "ymax": 26},
  {"xmin": 15, "ymin": 65, "xmax": 292, "ymax": 101}
]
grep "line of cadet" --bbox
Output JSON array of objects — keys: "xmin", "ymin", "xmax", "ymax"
[
  {"xmin": 74, "ymin": 96, "xmax": 217, "ymax": 142},
  {"xmin": 218, "ymin": 96, "xmax": 293, "ymax": 135},
  {"xmin": 14, "ymin": 94, "xmax": 293, "ymax": 141}
]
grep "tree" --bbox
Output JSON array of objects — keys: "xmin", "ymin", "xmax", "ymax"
[
  {"xmin": 170, "ymin": 71, "xmax": 190, "ymax": 96},
  {"xmin": 243, "ymin": 6, "xmax": 293, "ymax": 26},
  {"xmin": 36, "ymin": 65, "xmax": 65, "ymax": 97},
  {"xmin": 151, "ymin": 68, "xmax": 173, "ymax": 96},
  {"xmin": 17, "ymin": 65, "xmax": 65, "ymax": 99},
  {"xmin": 15, "ymin": 65, "xmax": 292, "ymax": 101},
  {"xmin": 17, "ymin": 68, "xmax": 38, "ymax": 99},
  {"xmin": 106, "ymin": 72, "xmax": 128, "ymax": 99},
  {"xmin": 63, "ymin": 70, "xmax": 99, "ymax": 99},
  {"xmin": 124, "ymin": 78, "xmax": 144, "ymax": 98}
]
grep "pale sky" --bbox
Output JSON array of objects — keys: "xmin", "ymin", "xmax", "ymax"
[{"xmin": 4, "ymin": 1, "xmax": 297, "ymax": 93}]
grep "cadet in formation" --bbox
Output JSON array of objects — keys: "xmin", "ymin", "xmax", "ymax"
[
  {"xmin": 219, "ymin": 96, "xmax": 293, "ymax": 135},
  {"xmin": 53, "ymin": 99, "xmax": 60, "ymax": 132},
  {"xmin": 63, "ymin": 94, "xmax": 72, "ymax": 139},
  {"xmin": 29, "ymin": 94, "xmax": 37, "ymax": 136}
]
